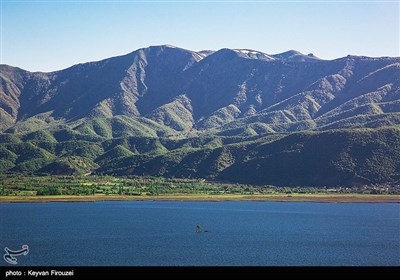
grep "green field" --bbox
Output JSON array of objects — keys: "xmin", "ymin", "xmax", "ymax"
[{"xmin": 1, "ymin": 175, "xmax": 399, "ymax": 203}]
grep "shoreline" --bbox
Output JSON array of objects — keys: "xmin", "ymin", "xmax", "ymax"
[{"xmin": 0, "ymin": 194, "xmax": 399, "ymax": 203}]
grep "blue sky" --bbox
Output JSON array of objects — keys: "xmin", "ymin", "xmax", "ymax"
[{"xmin": 1, "ymin": 0, "xmax": 399, "ymax": 72}]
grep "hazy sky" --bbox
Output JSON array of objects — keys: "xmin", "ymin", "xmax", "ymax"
[{"xmin": 1, "ymin": 0, "xmax": 399, "ymax": 72}]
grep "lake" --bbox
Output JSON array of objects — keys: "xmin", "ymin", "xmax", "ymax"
[{"xmin": 0, "ymin": 201, "xmax": 399, "ymax": 266}]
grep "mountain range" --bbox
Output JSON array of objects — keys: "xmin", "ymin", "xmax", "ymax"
[{"xmin": 1, "ymin": 45, "xmax": 399, "ymax": 186}]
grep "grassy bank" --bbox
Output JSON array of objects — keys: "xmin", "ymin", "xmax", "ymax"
[
  {"xmin": 1, "ymin": 193, "xmax": 399, "ymax": 203},
  {"xmin": 1, "ymin": 175, "xmax": 399, "ymax": 203}
]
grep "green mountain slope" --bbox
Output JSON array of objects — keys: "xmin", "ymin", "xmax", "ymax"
[
  {"xmin": 1, "ymin": 125, "xmax": 399, "ymax": 187},
  {"xmin": 1, "ymin": 45, "xmax": 399, "ymax": 187}
]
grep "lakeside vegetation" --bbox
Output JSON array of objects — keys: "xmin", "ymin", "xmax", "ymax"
[{"xmin": 1, "ymin": 175, "xmax": 399, "ymax": 203}]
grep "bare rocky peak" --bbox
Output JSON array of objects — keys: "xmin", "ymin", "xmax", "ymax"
[{"xmin": 0, "ymin": 45, "xmax": 399, "ymax": 133}]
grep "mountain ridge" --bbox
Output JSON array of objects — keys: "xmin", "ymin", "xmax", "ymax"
[
  {"xmin": 1, "ymin": 45, "xmax": 399, "ymax": 133},
  {"xmin": 1, "ymin": 45, "xmax": 399, "ymax": 186}
]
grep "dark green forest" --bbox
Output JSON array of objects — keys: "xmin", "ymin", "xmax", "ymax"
[{"xmin": 1, "ymin": 122, "xmax": 399, "ymax": 187}]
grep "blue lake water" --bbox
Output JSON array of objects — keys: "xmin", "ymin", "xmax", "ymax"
[{"xmin": 0, "ymin": 201, "xmax": 399, "ymax": 266}]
